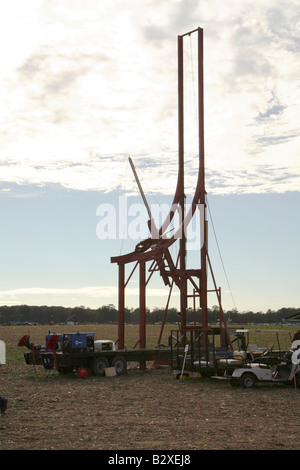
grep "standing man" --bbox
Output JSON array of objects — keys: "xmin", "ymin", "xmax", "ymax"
[{"xmin": 0, "ymin": 396, "xmax": 7, "ymax": 414}]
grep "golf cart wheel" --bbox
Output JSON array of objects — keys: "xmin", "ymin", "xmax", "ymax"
[
  {"xmin": 112, "ymin": 356, "xmax": 127, "ymax": 376},
  {"xmin": 240, "ymin": 373, "xmax": 257, "ymax": 388},
  {"xmin": 295, "ymin": 373, "xmax": 300, "ymax": 389},
  {"xmin": 92, "ymin": 357, "xmax": 109, "ymax": 376}
]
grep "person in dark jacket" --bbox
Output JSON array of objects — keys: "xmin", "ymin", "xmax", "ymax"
[{"xmin": 0, "ymin": 396, "xmax": 7, "ymax": 414}]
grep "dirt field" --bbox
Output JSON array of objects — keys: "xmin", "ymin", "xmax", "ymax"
[{"xmin": 0, "ymin": 325, "xmax": 299, "ymax": 451}]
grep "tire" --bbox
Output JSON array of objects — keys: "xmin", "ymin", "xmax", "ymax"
[
  {"xmin": 42, "ymin": 356, "xmax": 54, "ymax": 370},
  {"xmin": 112, "ymin": 356, "xmax": 127, "ymax": 376},
  {"xmin": 240, "ymin": 372, "xmax": 257, "ymax": 388},
  {"xmin": 295, "ymin": 373, "xmax": 300, "ymax": 389},
  {"xmin": 92, "ymin": 357, "xmax": 109, "ymax": 376}
]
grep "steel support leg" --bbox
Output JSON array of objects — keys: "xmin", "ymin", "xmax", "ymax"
[{"xmin": 139, "ymin": 261, "xmax": 146, "ymax": 370}]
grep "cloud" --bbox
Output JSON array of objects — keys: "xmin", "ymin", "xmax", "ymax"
[
  {"xmin": 0, "ymin": 285, "xmax": 176, "ymax": 307},
  {"xmin": 0, "ymin": 0, "xmax": 299, "ymax": 196}
]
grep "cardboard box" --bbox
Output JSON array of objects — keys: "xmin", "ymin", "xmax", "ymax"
[{"xmin": 105, "ymin": 367, "xmax": 117, "ymax": 377}]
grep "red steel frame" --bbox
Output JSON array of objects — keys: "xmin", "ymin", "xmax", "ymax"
[{"xmin": 111, "ymin": 28, "xmax": 232, "ymax": 363}]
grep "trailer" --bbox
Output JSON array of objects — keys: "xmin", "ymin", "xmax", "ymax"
[{"xmin": 18, "ymin": 332, "xmax": 173, "ymax": 376}]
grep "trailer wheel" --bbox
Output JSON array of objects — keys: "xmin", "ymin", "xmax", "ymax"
[
  {"xmin": 42, "ymin": 356, "xmax": 54, "ymax": 370},
  {"xmin": 240, "ymin": 372, "xmax": 257, "ymax": 388},
  {"xmin": 92, "ymin": 357, "xmax": 109, "ymax": 376},
  {"xmin": 112, "ymin": 356, "xmax": 127, "ymax": 376}
]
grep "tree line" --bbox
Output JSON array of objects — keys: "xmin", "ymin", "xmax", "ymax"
[{"xmin": 0, "ymin": 304, "xmax": 299, "ymax": 325}]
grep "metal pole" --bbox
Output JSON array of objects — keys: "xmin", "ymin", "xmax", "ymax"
[
  {"xmin": 178, "ymin": 34, "xmax": 187, "ymax": 329},
  {"xmin": 157, "ymin": 252, "xmax": 180, "ymax": 345},
  {"xmin": 139, "ymin": 261, "xmax": 146, "ymax": 370},
  {"xmin": 128, "ymin": 157, "xmax": 152, "ymax": 221},
  {"xmin": 128, "ymin": 157, "xmax": 158, "ymax": 238},
  {"xmin": 198, "ymin": 27, "xmax": 208, "ymax": 328},
  {"xmin": 118, "ymin": 263, "xmax": 125, "ymax": 349}
]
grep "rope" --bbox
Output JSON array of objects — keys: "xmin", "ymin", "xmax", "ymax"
[
  {"xmin": 206, "ymin": 195, "xmax": 238, "ymax": 312},
  {"xmin": 119, "ymin": 157, "xmax": 130, "ymax": 255}
]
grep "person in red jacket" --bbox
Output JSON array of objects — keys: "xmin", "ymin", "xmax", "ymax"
[{"xmin": 292, "ymin": 330, "xmax": 300, "ymax": 342}]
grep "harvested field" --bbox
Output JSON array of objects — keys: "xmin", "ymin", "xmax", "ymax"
[{"xmin": 0, "ymin": 324, "xmax": 299, "ymax": 451}]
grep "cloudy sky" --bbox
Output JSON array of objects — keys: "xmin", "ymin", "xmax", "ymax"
[{"xmin": 0, "ymin": 0, "xmax": 299, "ymax": 314}]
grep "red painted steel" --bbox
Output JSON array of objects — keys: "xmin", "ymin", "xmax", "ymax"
[
  {"xmin": 118, "ymin": 263, "xmax": 125, "ymax": 349},
  {"xmin": 111, "ymin": 27, "xmax": 232, "ymax": 355},
  {"xmin": 139, "ymin": 261, "xmax": 146, "ymax": 370}
]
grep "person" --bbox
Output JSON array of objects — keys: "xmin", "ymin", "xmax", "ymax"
[
  {"xmin": 292, "ymin": 330, "xmax": 300, "ymax": 342},
  {"xmin": 0, "ymin": 396, "xmax": 7, "ymax": 414}
]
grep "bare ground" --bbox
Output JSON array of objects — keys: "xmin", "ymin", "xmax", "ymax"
[{"xmin": 0, "ymin": 363, "xmax": 299, "ymax": 451}]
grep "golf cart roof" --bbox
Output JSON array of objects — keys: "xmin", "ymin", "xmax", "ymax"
[{"xmin": 235, "ymin": 329, "xmax": 293, "ymax": 334}]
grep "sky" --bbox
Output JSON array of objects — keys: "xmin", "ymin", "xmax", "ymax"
[{"xmin": 0, "ymin": 0, "xmax": 299, "ymax": 314}]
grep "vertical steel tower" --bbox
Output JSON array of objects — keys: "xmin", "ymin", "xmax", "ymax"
[{"xmin": 111, "ymin": 28, "xmax": 232, "ymax": 361}]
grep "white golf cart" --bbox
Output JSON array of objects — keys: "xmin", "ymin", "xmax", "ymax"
[{"xmin": 225, "ymin": 340, "xmax": 300, "ymax": 388}]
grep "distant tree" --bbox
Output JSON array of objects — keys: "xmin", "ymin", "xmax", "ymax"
[{"xmin": 0, "ymin": 304, "xmax": 299, "ymax": 325}]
